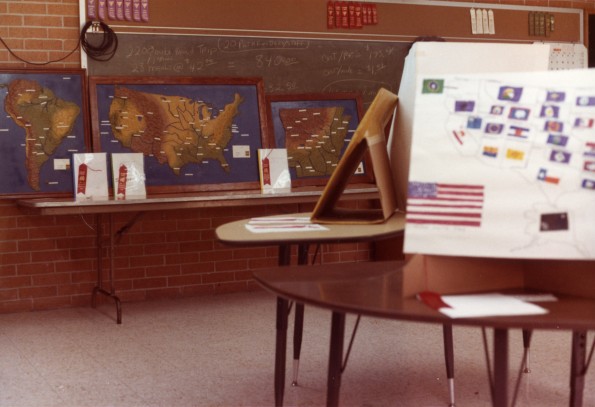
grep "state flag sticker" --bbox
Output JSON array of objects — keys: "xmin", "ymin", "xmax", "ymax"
[
  {"xmin": 540, "ymin": 212, "xmax": 569, "ymax": 232},
  {"xmin": 422, "ymin": 79, "xmax": 444, "ymax": 94}
]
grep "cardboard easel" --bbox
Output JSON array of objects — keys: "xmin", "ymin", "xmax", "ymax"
[{"xmin": 310, "ymin": 88, "xmax": 398, "ymax": 224}]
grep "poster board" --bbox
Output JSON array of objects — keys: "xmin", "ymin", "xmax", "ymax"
[
  {"xmin": 403, "ymin": 68, "xmax": 595, "ymax": 260},
  {"xmin": 389, "ymin": 42, "xmax": 553, "ymax": 210}
]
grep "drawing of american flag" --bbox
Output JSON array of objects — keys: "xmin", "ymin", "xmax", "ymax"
[{"xmin": 406, "ymin": 182, "xmax": 485, "ymax": 227}]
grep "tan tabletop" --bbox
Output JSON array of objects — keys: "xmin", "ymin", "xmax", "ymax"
[{"xmin": 215, "ymin": 211, "xmax": 406, "ymax": 247}]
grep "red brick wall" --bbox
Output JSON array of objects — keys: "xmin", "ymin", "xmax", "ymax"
[
  {"xmin": 0, "ymin": 0, "xmax": 81, "ymax": 68},
  {"xmin": 0, "ymin": 0, "xmax": 591, "ymax": 314},
  {"xmin": 6, "ymin": 197, "xmax": 373, "ymax": 314}
]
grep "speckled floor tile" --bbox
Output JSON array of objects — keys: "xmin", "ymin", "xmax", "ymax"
[{"xmin": 0, "ymin": 290, "xmax": 592, "ymax": 406}]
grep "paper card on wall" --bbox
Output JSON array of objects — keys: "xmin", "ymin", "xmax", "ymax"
[
  {"xmin": 124, "ymin": 0, "xmax": 132, "ymax": 20},
  {"xmin": 98, "ymin": 0, "xmax": 106, "ymax": 20},
  {"xmin": 111, "ymin": 153, "xmax": 147, "ymax": 200},
  {"xmin": 404, "ymin": 68, "xmax": 595, "ymax": 260},
  {"xmin": 73, "ymin": 153, "xmax": 109, "ymax": 201},
  {"xmin": 140, "ymin": 0, "xmax": 149, "ymax": 22},
  {"xmin": 87, "ymin": 0, "xmax": 96, "ymax": 18},
  {"xmin": 258, "ymin": 149, "xmax": 291, "ymax": 194},
  {"xmin": 132, "ymin": 0, "xmax": 141, "ymax": 21}
]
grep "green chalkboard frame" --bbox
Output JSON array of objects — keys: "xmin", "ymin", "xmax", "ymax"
[{"xmin": 88, "ymin": 75, "xmax": 268, "ymax": 194}]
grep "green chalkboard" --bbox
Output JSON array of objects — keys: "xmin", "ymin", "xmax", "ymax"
[{"xmin": 87, "ymin": 33, "xmax": 409, "ymax": 106}]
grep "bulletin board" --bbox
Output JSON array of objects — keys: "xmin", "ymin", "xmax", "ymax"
[
  {"xmin": 85, "ymin": 0, "xmax": 583, "ymax": 43},
  {"xmin": 85, "ymin": 1, "xmax": 584, "ymax": 106}
]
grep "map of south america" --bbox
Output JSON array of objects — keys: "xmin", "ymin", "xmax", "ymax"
[
  {"xmin": 109, "ymin": 86, "xmax": 243, "ymax": 175},
  {"xmin": 3, "ymin": 79, "xmax": 80, "ymax": 191}
]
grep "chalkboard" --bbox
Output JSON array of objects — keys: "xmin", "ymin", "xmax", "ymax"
[{"xmin": 87, "ymin": 33, "xmax": 409, "ymax": 107}]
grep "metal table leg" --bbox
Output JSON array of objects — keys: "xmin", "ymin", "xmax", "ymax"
[
  {"xmin": 327, "ymin": 311, "xmax": 346, "ymax": 407},
  {"xmin": 570, "ymin": 330, "xmax": 587, "ymax": 407},
  {"xmin": 91, "ymin": 213, "xmax": 122, "ymax": 324},
  {"xmin": 443, "ymin": 324, "xmax": 456, "ymax": 406},
  {"xmin": 273, "ymin": 244, "xmax": 291, "ymax": 407},
  {"xmin": 275, "ymin": 297, "xmax": 289, "ymax": 407},
  {"xmin": 522, "ymin": 329, "xmax": 533, "ymax": 373},
  {"xmin": 292, "ymin": 243, "xmax": 309, "ymax": 386},
  {"xmin": 492, "ymin": 328, "xmax": 509, "ymax": 407}
]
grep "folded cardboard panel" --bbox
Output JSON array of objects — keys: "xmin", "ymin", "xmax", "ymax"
[
  {"xmin": 524, "ymin": 260, "xmax": 595, "ymax": 300},
  {"xmin": 402, "ymin": 254, "xmax": 525, "ymax": 298},
  {"xmin": 402, "ymin": 255, "xmax": 595, "ymax": 300}
]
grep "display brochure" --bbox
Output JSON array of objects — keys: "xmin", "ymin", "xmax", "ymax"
[
  {"xmin": 257, "ymin": 148, "xmax": 291, "ymax": 194},
  {"xmin": 72, "ymin": 152, "xmax": 109, "ymax": 201},
  {"xmin": 111, "ymin": 153, "xmax": 147, "ymax": 200}
]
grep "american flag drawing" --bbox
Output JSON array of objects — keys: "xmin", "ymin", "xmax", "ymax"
[{"xmin": 406, "ymin": 182, "xmax": 485, "ymax": 227}]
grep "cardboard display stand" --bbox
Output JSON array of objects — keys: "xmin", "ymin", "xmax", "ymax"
[{"xmin": 311, "ymin": 87, "xmax": 398, "ymax": 224}]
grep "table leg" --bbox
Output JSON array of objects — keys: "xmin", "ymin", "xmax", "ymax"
[
  {"xmin": 292, "ymin": 244, "xmax": 309, "ymax": 386},
  {"xmin": 522, "ymin": 329, "xmax": 533, "ymax": 373},
  {"xmin": 292, "ymin": 303, "xmax": 304, "ymax": 386},
  {"xmin": 327, "ymin": 311, "xmax": 346, "ymax": 407},
  {"xmin": 442, "ymin": 324, "xmax": 455, "ymax": 407},
  {"xmin": 275, "ymin": 297, "xmax": 289, "ymax": 407},
  {"xmin": 569, "ymin": 330, "xmax": 587, "ymax": 407},
  {"xmin": 492, "ymin": 328, "xmax": 509, "ymax": 407},
  {"xmin": 91, "ymin": 213, "xmax": 122, "ymax": 324},
  {"xmin": 273, "ymin": 244, "xmax": 291, "ymax": 407}
]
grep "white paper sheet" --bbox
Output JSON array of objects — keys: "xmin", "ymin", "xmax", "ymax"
[
  {"xmin": 245, "ymin": 217, "xmax": 328, "ymax": 233},
  {"xmin": 439, "ymin": 293, "xmax": 549, "ymax": 319},
  {"xmin": 404, "ymin": 68, "xmax": 595, "ymax": 259}
]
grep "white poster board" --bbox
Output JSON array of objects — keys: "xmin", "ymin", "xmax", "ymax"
[
  {"xmin": 404, "ymin": 68, "xmax": 595, "ymax": 259},
  {"xmin": 390, "ymin": 42, "xmax": 552, "ymax": 210}
]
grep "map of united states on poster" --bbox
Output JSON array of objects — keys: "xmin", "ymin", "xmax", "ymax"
[{"xmin": 404, "ymin": 69, "xmax": 595, "ymax": 259}]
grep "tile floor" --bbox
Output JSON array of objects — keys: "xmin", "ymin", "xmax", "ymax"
[{"xmin": 0, "ymin": 290, "xmax": 593, "ymax": 407}]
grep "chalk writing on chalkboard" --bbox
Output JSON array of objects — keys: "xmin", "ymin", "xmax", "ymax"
[{"xmin": 87, "ymin": 33, "xmax": 409, "ymax": 106}]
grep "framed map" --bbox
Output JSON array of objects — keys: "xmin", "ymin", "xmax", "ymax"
[
  {"xmin": 265, "ymin": 93, "xmax": 372, "ymax": 187},
  {"xmin": 89, "ymin": 76, "xmax": 268, "ymax": 194},
  {"xmin": 0, "ymin": 69, "xmax": 90, "ymax": 198}
]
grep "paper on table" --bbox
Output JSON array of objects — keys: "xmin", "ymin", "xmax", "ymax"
[
  {"xmin": 438, "ymin": 293, "xmax": 549, "ymax": 319},
  {"xmin": 245, "ymin": 217, "xmax": 329, "ymax": 234},
  {"xmin": 248, "ymin": 217, "xmax": 312, "ymax": 224}
]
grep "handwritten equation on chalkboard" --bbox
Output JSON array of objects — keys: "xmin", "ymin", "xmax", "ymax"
[{"xmin": 87, "ymin": 34, "xmax": 409, "ymax": 106}]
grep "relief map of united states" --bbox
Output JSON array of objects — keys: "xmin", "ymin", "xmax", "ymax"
[
  {"xmin": 109, "ymin": 86, "xmax": 242, "ymax": 175},
  {"xmin": 98, "ymin": 83, "xmax": 262, "ymax": 187}
]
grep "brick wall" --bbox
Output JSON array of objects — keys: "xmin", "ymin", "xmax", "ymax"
[
  {"xmin": 0, "ymin": 0, "xmax": 80, "ymax": 68},
  {"xmin": 6, "ymin": 197, "xmax": 373, "ymax": 314},
  {"xmin": 0, "ymin": 0, "xmax": 591, "ymax": 314}
]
